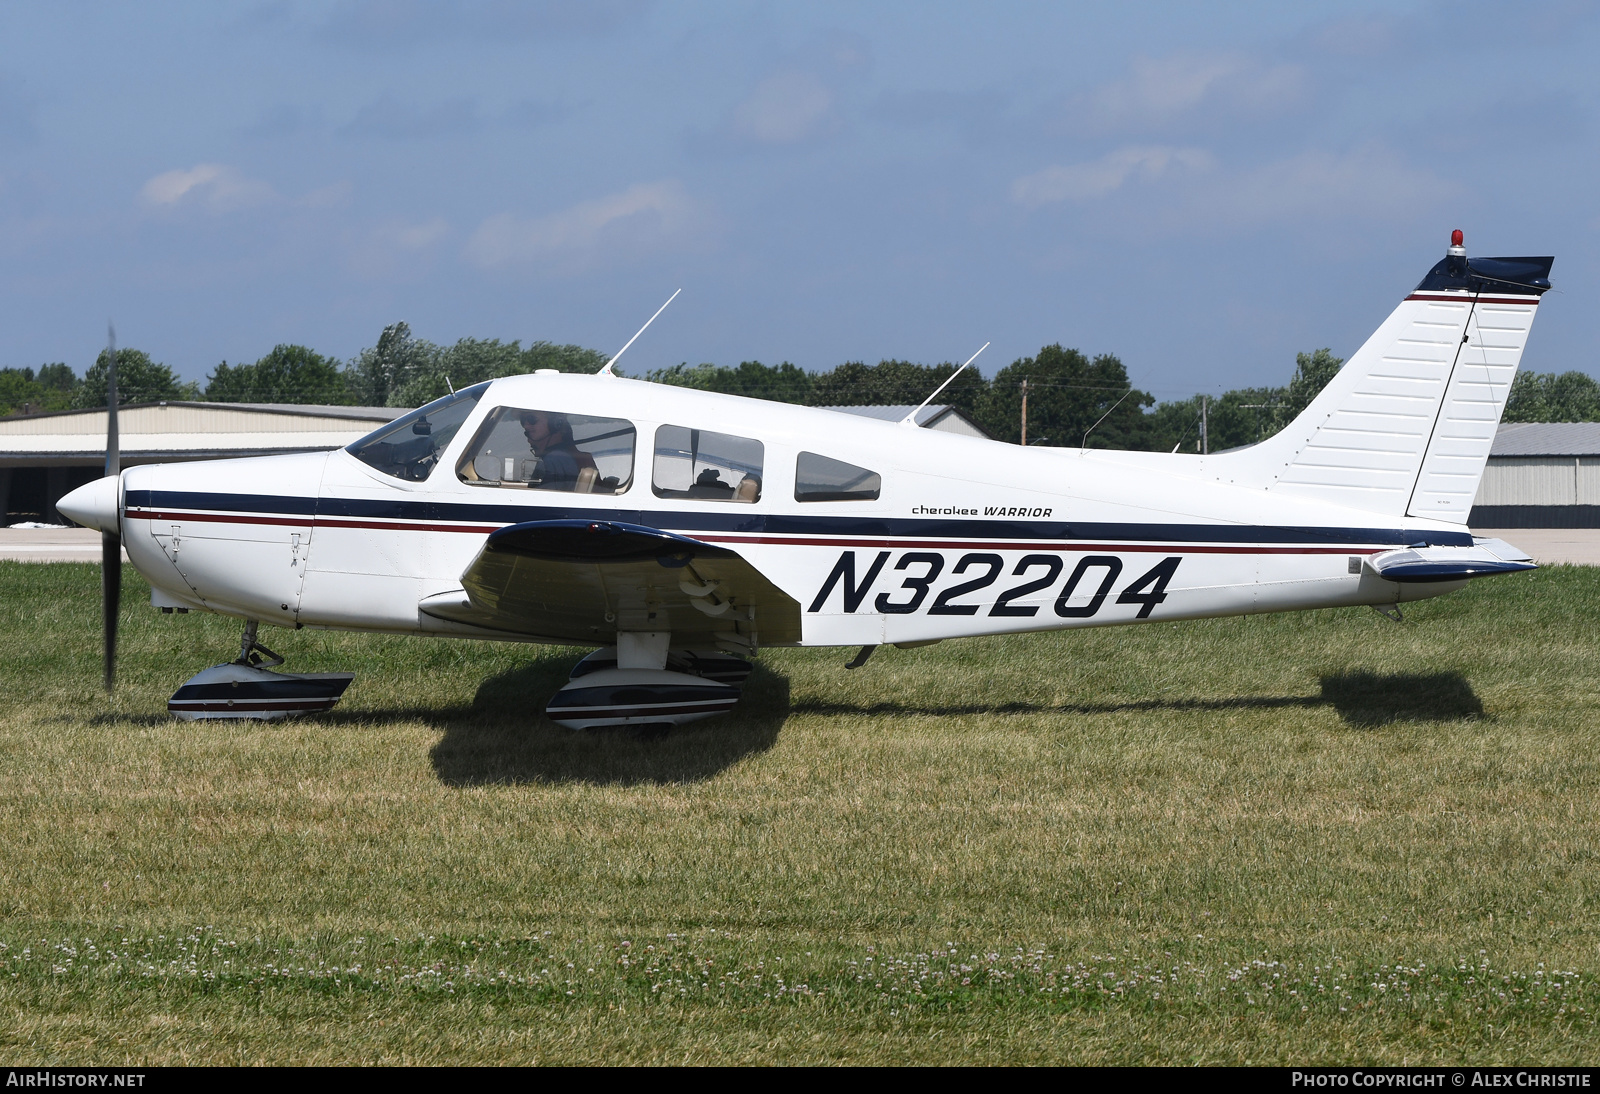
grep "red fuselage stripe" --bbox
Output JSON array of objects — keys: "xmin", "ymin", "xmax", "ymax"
[
  {"xmin": 695, "ymin": 534, "xmax": 1364, "ymax": 555},
  {"xmin": 1404, "ymin": 293, "xmax": 1539, "ymax": 305}
]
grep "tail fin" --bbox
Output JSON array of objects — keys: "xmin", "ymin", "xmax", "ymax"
[{"xmin": 1223, "ymin": 238, "xmax": 1552, "ymax": 523}]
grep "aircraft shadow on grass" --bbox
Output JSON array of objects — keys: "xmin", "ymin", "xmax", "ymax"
[
  {"xmin": 788, "ymin": 670, "xmax": 1484, "ymax": 731},
  {"xmin": 420, "ymin": 657, "xmax": 790, "ymax": 787},
  {"xmin": 82, "ymin": 667, "xmax": 1478, "ymax": 784},
  {"xmin": 419, "ymin": 666, "xmax": 1477, "ymax": 786}
]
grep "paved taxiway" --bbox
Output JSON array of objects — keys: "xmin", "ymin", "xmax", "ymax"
[{"xmin": 0, "ymin": 527, "xmax": 130, "ymax": 563}]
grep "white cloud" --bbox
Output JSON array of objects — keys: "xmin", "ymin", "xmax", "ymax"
[
  {"xmin": 729, "ymin": 70, "xmax": 836, "ymax": 145},
  {"xmin": 1069, "ymin": 54, "xmax": 1306, "ymax": 133},
  {"xmin": 1095, "ymin": 55, "xmax": 1239, "ymax": 123},
  {"xmin": 299, "ymin": 180, "xmax": 354, "ymax": 209},
  {"xmin": 464, "ymin": 180, "xmax": 697, "ymax": 269},
  {"xmin": 346, "ymin": 217, "xmax": 452, "ymax": 278},
  {"xmin": 379, "ymin": 218, "xmax": 450, "ymax": 250},
  {"xmin": 1011, "ymin": 146, "xmax": 1212, "ymax": 207},
  {"xmin": 1191, "ymin": 145, "xmax": 1443, "ymax": 226},
  {"xmin": 1016, "ymin": 143, "xmax": 1449, "ymax": 233},
  {"xmin": 140, "ymin": 164, "xmax": 276, "ymax": 212}
]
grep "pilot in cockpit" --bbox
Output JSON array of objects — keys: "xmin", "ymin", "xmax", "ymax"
[{"xmin": 520, "ymin": 410, "xmax": 595, "ymax": 489}]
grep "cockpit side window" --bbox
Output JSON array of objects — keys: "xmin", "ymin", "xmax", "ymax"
[
  {"xmin": 346, "ymin": 382, "xmax": 490, "ymax": 482},
  {"xmin": 456, "ymin": 406, "xmax": 635, "ymax": 494},
  {"xmin": 652, "ymin": 426, "xmax": 763, "ymax": 503},
  {"xmin": 795, "ymin": 452, "xmax": 881, "ymax": 502}
]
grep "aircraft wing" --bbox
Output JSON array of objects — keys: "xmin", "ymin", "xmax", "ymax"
[{"xmin": 419, "ymin": 519, "xmax": 801, "ymax": 651}]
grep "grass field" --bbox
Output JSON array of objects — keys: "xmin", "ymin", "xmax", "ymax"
[{"xmin": 1, "ymin": 561, "xmax": 1598, "ymax": 1065}]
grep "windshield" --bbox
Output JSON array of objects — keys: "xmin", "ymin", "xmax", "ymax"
[{"xmin": 346, "ymin": 382, "xmax": 490, "ymax": 481}]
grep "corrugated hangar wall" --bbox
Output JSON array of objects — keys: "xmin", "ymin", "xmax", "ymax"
[
  {"xmin": 1468, "ymin": 423, "xmax": 1600, "ymax": 527},
  {"xmin": 1476, "ymin": 459, "xmax": 1600, "ymax": 507}
]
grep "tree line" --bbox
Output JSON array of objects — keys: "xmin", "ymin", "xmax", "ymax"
[
  {"xmin": 3, "ymin": 323, "xmax": 1597, "ymax": 451},
  {"xmin": 639, "ymin": 347, "xmax": 1600, "ymax": 449}
]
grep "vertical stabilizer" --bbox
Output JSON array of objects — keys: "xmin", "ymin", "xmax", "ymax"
[{"xmin": 1228, "ymin": 235, "xmax": 1552, "ymax": 522}]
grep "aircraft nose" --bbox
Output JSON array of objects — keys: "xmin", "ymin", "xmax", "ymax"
[{"xmin": 57, "ymin": 474, "xmax": 121, "ymax": 533}]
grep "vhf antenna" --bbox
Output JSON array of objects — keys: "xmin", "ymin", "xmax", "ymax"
[
  {"xmin": 900, "ymin": 342, "xmax": 989, "ymax": 426},
  {"xmin": 598, "ymin": 288, "xmax": 681, "ymax": 377}
]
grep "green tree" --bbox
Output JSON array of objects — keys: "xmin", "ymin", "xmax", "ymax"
[
  {"xmin": 1504, "ymin": 371, "xmax": 1600, "ymax": 423},
  {"xmin": 646, "ymin": 360, "xmax": 817, "ymax": 404},
  {"xmin": 1140, "ymin": 348, "xmax": 1345, "ymax": 453},
  {"xmin": 809, "ymin": 359, "xmax": 989, "ymax": 422},
  {"xmin": 71, "ymin": 348, "xmax": 197, "ymax": 408},
  {"xmin": 1143, "ymin": 387, "xmax": 1291, "ymax": 452},
  {"xmin": 0, "ymin": 364, "xmax": 78, "ymax": 416},
  {"xmin": 205, "ymin": 344, "xmax": 351, "ymax": 405},
  {"xmin": 519, "ymin": 341, "xmax": 609, "ymax": 375},
  {"xmin": 36, "ymin": 363, "xmax": 76, "ymax": 392},
  {"xmin": 1282, "ymin": 347, "xmax": 1344, "ymax": 421},
  {"xmin": 980, "ymin": 346, "xmax": 1152, "ymax": 448},
  {"xmin": 386, "ymin": 337, "xmax": 612, "ymax": 407},
  {"xmin": 345, "ymin": 322, "xmax": 438, "ymax": 406},
  {"xmin": 346, "ymin": 324, "xmax": 612, "ymax": 407}
]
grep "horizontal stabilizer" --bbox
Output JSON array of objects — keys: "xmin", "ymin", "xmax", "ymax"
[{"xmin": 1370, "ymin": 538, "xmax": 1535, "ymax": 583}]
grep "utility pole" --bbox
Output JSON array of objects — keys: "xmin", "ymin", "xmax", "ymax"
[
  {"xmin": 1020, "ymin": 379, "xmax": 1029, "ymax": 446},
  {"xmin": 1201, "ymin": 395, "xmax": 1208, "ymax": 455}
]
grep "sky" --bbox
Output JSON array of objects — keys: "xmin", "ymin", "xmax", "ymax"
[{"xmin": 1, "ymin": 1, "xmax": 1597, "ymax": 400}]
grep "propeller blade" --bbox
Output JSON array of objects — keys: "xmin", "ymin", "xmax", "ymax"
[
  {"xmin": 102, "ymin": 529, "xmax": 120, "ymax": 692},
  {"xmin": 103, "ymin": 323, "xmax": 120, "ymax": 692},
  {"xmin": 106, "ymin": 323, "xmax": 119, "ymax": 478}
]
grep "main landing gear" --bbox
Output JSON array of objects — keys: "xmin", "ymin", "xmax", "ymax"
[
  {"xmin": 167, "ymin": 620, "xmax": 355, "ymax": 721},
  {"xmin": 543, "ymin": 633, "xmax": 752, "ymax": 731}
]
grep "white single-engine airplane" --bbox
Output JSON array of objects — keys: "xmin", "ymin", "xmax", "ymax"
[{"xmin": 60, "ymin": 232, "xmax": 1552, "ymax": 728}]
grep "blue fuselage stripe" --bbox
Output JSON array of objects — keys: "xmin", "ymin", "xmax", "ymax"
[{"xmin": 122, "ymin": 488, "xmax": 1477, "ymax": 548}]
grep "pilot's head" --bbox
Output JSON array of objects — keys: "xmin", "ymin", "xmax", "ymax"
[{"xmin": 519, "ymin": 410, "xmax": 573, "ymax": 454}]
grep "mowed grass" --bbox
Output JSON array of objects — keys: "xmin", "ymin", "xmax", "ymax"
[{"xmin": 1, "ymin": 561, "xmax": 1598, "ymax": 1064}]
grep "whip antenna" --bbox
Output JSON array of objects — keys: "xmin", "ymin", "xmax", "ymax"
[
  {"xmin": 900, "ymin": 341, "xmax": 989, "ymax": 427},
  {"xmin": 598, "ymin": 288, "xmax": 681, "ymax": 377},
  {"xmin": 1082, "ymin": 388, "xmax": 1135, "ymax": 450}
]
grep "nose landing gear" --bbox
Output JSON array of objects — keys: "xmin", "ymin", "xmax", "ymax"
[{"xmin": 167, "ymin": 620, "xmax": 355, "ymax": 721}]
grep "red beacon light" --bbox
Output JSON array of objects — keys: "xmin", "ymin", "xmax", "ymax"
[{"xmin": 1448, "ymin": 228, "xmax": 1466, "ymax": 257}]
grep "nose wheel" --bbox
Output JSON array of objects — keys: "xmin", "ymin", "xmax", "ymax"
[{"xmin": 167, "ymin": 619, "xmax": 355, "ymax": 721}]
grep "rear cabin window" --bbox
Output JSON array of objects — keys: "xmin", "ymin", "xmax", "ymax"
[
  {"xmin": 652, "ymin": 426, "xmax": 763, "ymax": 503},
  {"xmin": 346, "ymin": 382, "xmax": 489, "ymax": 482},
  {"xmin": 794, "ymin": 452, "xmax": 881, "ymax": 502},
  {"xmin": 457, "ymin": 407, "xmax": 635, "ymax": 494}
]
